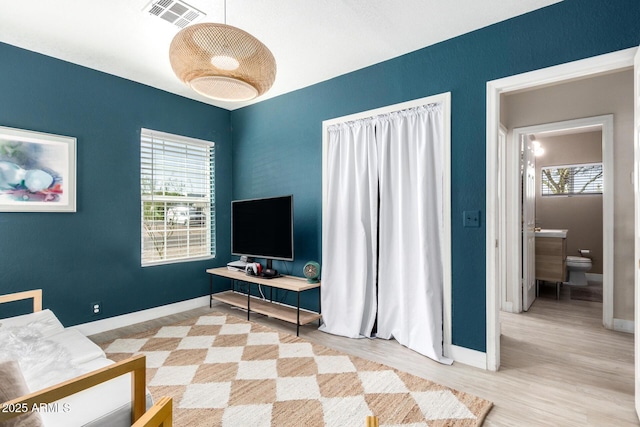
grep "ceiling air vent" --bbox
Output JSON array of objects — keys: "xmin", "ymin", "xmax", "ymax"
[{"xmin": 143, "ymin": 0, "xmax": 205, "ymax": 28}]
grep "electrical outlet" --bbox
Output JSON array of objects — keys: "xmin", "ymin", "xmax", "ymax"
[
  {"xmin": 463, "ymin": 210, "xmax": 481, "ymax": 228},
  {"xmin": 91, "ymin": 302, "xmax": 102, "ymax": 316}
]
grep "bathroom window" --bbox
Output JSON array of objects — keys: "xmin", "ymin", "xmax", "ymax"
[{"xmin": 541, "ymin": 162, "xmax": 603, "ymax": 196}]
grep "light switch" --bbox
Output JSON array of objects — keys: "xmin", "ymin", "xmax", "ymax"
[{"xmin": 463, "ymin": 210, "xmax": 480, "ymax": 228}]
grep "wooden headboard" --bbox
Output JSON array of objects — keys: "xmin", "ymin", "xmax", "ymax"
[{"xmin": 0, "ymin": 289, "xmax": 43, "ymax": 313}]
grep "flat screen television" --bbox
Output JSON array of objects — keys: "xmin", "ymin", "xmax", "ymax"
[{"xmin": 231, "ymin": 195, "xmax": 294, "ymax": 269}]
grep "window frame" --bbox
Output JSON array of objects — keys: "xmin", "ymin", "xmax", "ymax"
[{"xmin": 140, "ymin": 128, "xmax": 216, "ymax": 267}]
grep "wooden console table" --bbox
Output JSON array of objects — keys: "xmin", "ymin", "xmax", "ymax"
[{"xmin": 206, "ymin": 267, "xmax": 321, "ymax": 336}]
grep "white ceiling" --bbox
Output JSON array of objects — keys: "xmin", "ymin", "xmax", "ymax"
[{"xmin": 0, "ymin": 0, "xmax": 561, "ymax": 111}]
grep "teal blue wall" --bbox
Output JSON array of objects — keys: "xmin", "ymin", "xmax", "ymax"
[
  {"xmin": 0, "ymin": 42, "xmax": 233, "ymax": 326},
  {"xmin": 1, "ymin": 0, "xmax": 638, "ymax": 352},
  {"xmin": 230, "ymin": 0, "xmax": 640, "ymax": 352}
]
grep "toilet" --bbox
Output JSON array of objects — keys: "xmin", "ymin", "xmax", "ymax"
[{"xmin": 565, "ymin": 255, "xmax": 592, "ymax": 286}]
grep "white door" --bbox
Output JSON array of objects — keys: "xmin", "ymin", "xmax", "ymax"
[
  {"xmin": 634, "ymin": 45, "xmax": 640, "ymax": 420},
  {"xmin": 522, "ymin": 135, "xmax": 537, "ymax": 311}
]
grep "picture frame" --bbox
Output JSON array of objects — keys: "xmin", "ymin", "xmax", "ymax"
[{"xmin": 0, "ymin": 125, "xmax": 76, "ymax": 212}]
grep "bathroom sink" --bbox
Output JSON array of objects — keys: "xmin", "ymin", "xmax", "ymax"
[{"xmin": 534, "ymin": 229, "xmax": 568, "ymax": 238}]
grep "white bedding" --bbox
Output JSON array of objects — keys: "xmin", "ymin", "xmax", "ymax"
[
  {"xmin": 39, "ymin": 357, "xmax": 154, "ymax": 427},
  {"xmin": 0, "ymin": 317, "xmax": 82, "ymax": 391},
  {"xmin": 0, "ymin": 309, "xmax": 64, "ymax": 337},
  {"xmin": 47, "ymin": 329, "xmax": 106, "ymax": 366},
  {"xmin": 0, "ymin": 309, "xmax": 153, "ymax": 427}
]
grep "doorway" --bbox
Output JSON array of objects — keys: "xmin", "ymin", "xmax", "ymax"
[
  {"xmin": 486, "ymin": 47, "xmax": 638, "ymax": 372},
  {"xmin": 509, "ymin": 116, "xmax": 613, "ymax": 316}
]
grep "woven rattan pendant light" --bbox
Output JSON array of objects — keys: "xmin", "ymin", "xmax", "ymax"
[{"xmin": 169, "ymin": 2, "xmax": 276, "ymax": 102}]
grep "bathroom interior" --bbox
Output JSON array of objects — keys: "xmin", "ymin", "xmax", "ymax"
[
  {"xmin": 532, "ymin": 128, "xmax": 603, "ymax": 303},
  {"xmin": 498, "ymin": 67, "xmax": 634, "ymax": 332},
  {"xmin": 499, "ymin": 67, "xmax": 634, "ymax": 336}
]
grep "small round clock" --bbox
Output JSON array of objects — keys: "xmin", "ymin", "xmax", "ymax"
[{"xmin": 303, "ymin": 261, "xmax": 321, "ymax": 284}]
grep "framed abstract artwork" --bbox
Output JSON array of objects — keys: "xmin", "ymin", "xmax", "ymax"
[{"xmin": 0, "ymin": 125, "xmax": 76, "ymax": 212}]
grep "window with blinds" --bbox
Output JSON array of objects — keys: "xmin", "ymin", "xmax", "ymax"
[
  {"xmin": 541, "ymin": 162, "xmax": 603, "ymax": 196},
  {"xmin": 140, "ymin": 128, "xmax": 215, "ymax": 266}
]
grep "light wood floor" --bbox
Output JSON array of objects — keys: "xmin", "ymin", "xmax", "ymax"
[{"xmin": 90, "ymin": 285, "xmax": 636, "ymax": 426}]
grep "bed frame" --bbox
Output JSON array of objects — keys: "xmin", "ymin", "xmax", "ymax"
[
  {"xmin": 0, "ymin": 289, "xmax": 172, "ymax": 427},
  {"xmin": 0, "ymin": 289, "xmax": 43, "ymax": 312}
]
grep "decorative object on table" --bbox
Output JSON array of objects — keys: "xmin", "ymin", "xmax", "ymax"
[
  {"xmin": 303, "ymin": 261, "xmax": 321, "ymax": 283},
  {"xmin": 262, "ymin": 267, "xmax": 279, "ymax": 278},
  {"xmin": 245, "ymin": 262, "xmax": 262, "ymax": 276},
  {"xmin": 0, "ymin": 125, "xmax": 76, "ymax": 212},
  {"xmin": 168, "ymin": 0, "xmax": 276, "ymax": 102}
]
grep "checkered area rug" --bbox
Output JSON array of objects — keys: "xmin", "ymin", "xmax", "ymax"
[{"xmin": 102, "ymin": 313, "xmax": 492, "ymax": 426}]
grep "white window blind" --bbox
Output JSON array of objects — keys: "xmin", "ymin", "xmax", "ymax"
[
  {"xmin": 140, "ymin": 128, "xmax": 215, "ymax": 266},
  {"xmin": 541, "ymin": 162, "xmax": 603, "ymax": 196}
]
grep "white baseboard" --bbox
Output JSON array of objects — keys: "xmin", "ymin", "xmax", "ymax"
[
  {"xmin": 613, "ymin": 318, "xmax": 634, "ymax": 334},
  {"xmin": 71, "ymin": 296, "xmax": 210, "ymax": 336},
  {"xmin": 445, "ymin": 344, "xmax": 487, "ymax": 370},
  {"xmin": 501, "ymin": 301, "xmax": 513, "ymax": 313}
]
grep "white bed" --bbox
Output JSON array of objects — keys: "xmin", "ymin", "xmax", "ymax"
[{"xmin": 0, "ymin": 290, "xmax": 171, "ymax": 427}]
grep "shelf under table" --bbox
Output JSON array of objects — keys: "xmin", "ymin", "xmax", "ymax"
[{"xmin": 212, "ymin": 290, "xmax": 322, "ymax": 326}]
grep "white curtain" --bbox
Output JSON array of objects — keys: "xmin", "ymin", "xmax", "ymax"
[
  {"xmin": 321, "ymin": 104, "xmax": 450, "ymax": 364},
  {"xmin": 320, "ymin": 120, "xmax": 378, "ymax": 338},
  {"xmin": 375, "ymin": 106, "xmax": 452, "ymax": 364}
]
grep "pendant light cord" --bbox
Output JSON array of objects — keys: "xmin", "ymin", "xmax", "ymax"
[{"xmin": 223, "ymin": 0, "xmax": 227, "ymax": 25}]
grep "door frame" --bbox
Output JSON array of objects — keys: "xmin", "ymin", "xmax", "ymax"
[
  {"xmin": 633, "ymin": 45, "xmax": 640, "ymax": 418},
  {"xmin": 498, "ymin": 126, "xmax": 510, "ymax": 312},
  {"xmin": 486, "ymin": 47, "xmax": 637, "ymax": 371},
  {"xmin": 509, "ymin": 116, "xmax": 614, "ymax": 318}
]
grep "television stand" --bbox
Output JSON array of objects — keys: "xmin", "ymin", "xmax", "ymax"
[{"xmin": 206, "ymin": 267, "xmax": 321, "ymax": 336}]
